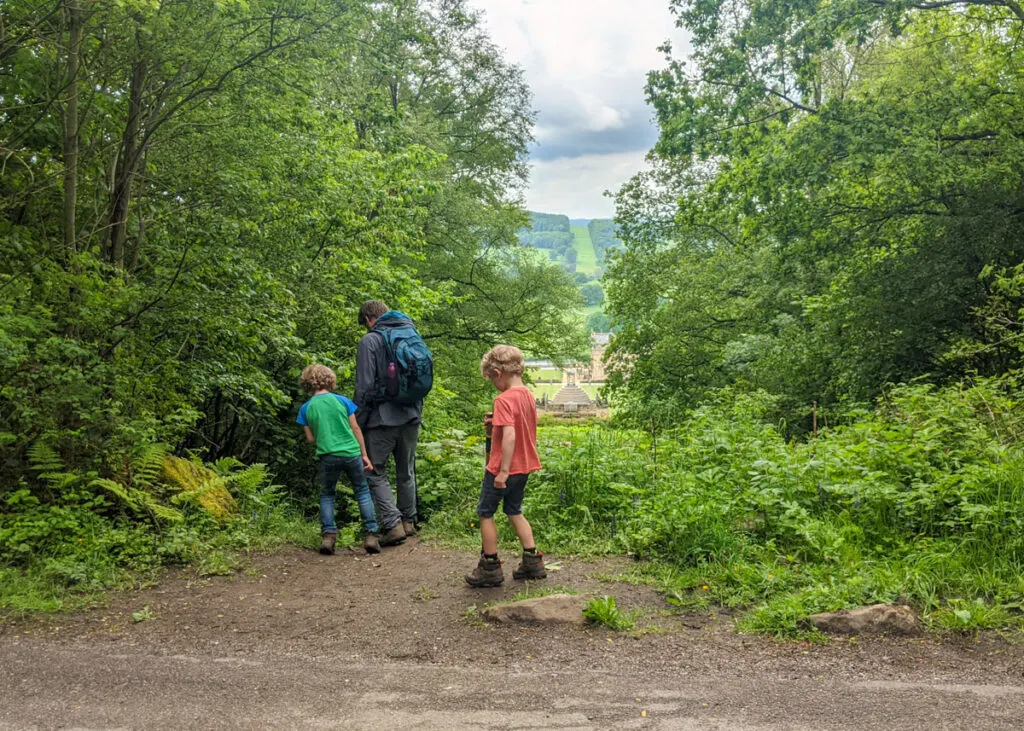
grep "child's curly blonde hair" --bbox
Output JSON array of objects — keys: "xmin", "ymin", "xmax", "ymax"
[
  {"xmin": 480, "ymin": 345, "xmax": 525, "ymax": 377},
  {"xmin": 299, "ymin": 364, "xmax": 337, "ymax": 394}
]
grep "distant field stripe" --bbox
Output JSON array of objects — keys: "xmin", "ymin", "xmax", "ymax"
[{"xmin": 570, "ymin": 225, "xmax": 599, "ymax": 275}]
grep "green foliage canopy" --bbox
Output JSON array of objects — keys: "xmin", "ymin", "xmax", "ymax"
[{"xmin": 605, "ymin": 1, "xmax": 1024, "ymax": 426}]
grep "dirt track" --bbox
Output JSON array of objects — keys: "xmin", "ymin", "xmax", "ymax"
[{"xmin": 3, "ymin": 539, "xmax": 1024, "ymax": 729}]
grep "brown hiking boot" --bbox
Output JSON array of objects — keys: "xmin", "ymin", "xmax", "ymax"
[
  {"xmin": 364, "ymin": 533, "xmax": 381, "ymax": 554},
  {"xmin": 513, "ymin": 551, "xmax": 547, "ymax": 580},
  {"xmin": 465, "ymin": 556, "xmax": 504, "ymax": 588},
  {"xmin": 319, "ymin": 532, "xmax": 337, "ymax": 555},
  {"xmin": 402, "ymin": 519, "xmax": 417, "ymax": 537},
  {"xmin": 379, "ymin": 522, "xmax": 407, "ymax": 547}
]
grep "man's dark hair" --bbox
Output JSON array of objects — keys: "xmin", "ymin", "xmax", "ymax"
[{"xmin": 358, "ymin": 300, "xmax": 389, "ymax": 327}]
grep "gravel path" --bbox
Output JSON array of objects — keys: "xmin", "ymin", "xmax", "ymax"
[{"xmin": 3, "ymin": 540, "xmax": 1024, "ymax": 729}]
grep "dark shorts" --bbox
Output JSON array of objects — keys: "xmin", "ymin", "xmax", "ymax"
[{"xmin": 476, "ymin": 471, "xmax": 529, "ymax": 518}]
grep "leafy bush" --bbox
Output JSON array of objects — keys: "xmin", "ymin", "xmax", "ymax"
[{"xmin": 0, "ymin": 444, "xmax": 308, "ymax": 613}]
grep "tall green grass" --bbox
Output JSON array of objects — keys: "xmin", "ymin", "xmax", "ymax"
[{"xmin": 419, "ymin": 376, "xmax": 1024, "ymax": 635}]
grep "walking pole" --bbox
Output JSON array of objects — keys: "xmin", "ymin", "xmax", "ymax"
[{"xmin": 484, "ymin": 412, "xmax": 493, "ymax": 464}]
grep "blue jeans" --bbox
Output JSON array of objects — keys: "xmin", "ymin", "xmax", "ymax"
[{"xmin": 318, "ymin": 454, "xmax": 378, "ymax": 535}]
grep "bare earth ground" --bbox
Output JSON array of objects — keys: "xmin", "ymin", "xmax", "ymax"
[{"xmin": 3, "ymin": 537, "xmax": 1024, "ymax": 730}]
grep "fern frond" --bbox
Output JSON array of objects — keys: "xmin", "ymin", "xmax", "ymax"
[
  {"xmin": 38, "ymin": 471, "xmax": 81, "ymax": 490},
  {"xmin": 211, "ymin": 456, "xmax": 244, "ymax": 476},
  {"xmin": 149, "ymin": 502, "xmax": 185, "ymax": 523},
  {"xmin": 162, "ymin": 456, "xmax": 237, "ymax": 520},
  {"xmin": 132, "ymin": 443, "xmax": 171, "ymax": 489},
  {"xmin": 28, "ymin": 442, "xmax": 64, "ymax": 474},
  {"xmin": 90, "ymin": 478, "xmax": 136, "ymax": 507},
  {"xmin": 223, "ymin": 463, "xmax": 269, "ymax": 494},
  {"xmin": 134, "ymin": 491, "xmax": 184, "ymax": 523}
]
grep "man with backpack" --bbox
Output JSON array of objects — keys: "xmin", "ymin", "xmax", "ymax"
[{"xmin": 354, "ymin": 300, "xmax": 433, "ymax": 546}]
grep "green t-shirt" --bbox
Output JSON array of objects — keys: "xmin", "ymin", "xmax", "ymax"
[{"xmin": 297, "ymin": 393, "xmax": 361, "ymax": 457}]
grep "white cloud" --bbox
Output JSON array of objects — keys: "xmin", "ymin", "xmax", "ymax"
[
  {"xmin": 468, "ymin": 0, "xmax": 690, "ymax": 218},
  {"xmin": 527, "ymin": 150, "xmax": 654, "ymax": 219}
]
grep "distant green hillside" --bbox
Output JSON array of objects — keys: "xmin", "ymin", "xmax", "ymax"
[
  {"xmin": 517, "ymin": 211, "xmax": 621, "ymax": 277},
  {"xmin": 517, "ymin": 212, "xmax": 618, "ymax": 333}
]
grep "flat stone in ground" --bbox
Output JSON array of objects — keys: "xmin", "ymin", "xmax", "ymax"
[
  {"xmin": 810, "ymin": 603, "xmax": 921, "ymax": 636},
  {"xmin": 483, "ymin": 593, "xmax": 589, "ymax": 624}
]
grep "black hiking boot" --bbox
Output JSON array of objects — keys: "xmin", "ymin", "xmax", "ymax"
[
  {"xmin": 513, "ymin": 551, "xmax": 547, "ymax": 580},
  {"xmin": 319, "ymin": 532, "xmax": 337, "ymax": 555},
  {"xmin": 379, "ymin": 522, "xmax": 407, "ymax": 547},
  {"xmin": 465, "ymin": 556, "xmax": 504, "ymax": 588}
]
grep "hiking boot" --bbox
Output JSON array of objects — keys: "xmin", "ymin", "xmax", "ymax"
[
  {"xmin": 319, "ymin": 532, "xmax": 337, "ymax": 556},
  {"xmin": 465, "ymin": 556, "xmax": 504, "ymax": 588},
  {"xmin": 364, "ymin": 533, "xmax": 381, "ymax": 554},
  {"xmin": 512, "ymin": 551, "xmax": 547, "ymax": 580},
  {"xmin": 379, "ymin": 522, "xmax": 407, "ymax": 547},
  {"xmin": 402, "ymin": 519, "xmax": 417, "ymax": 537}
]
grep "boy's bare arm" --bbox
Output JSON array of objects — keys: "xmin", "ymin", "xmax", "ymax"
[
  {"xmin": 349, "ymin": 414, "xmax": 374, "ymax": 472},
  {"xmin": 495, "ymin": 425, "xmax": 516, "ymax": 488},
  {"xmin": 303, "ymin": 426, "xmax": 316, "ymax": 444}
]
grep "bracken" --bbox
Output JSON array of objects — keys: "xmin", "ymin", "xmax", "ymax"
[{"xmin": 162, "ymin": 457, "xmax": 237, "ymax": 520}]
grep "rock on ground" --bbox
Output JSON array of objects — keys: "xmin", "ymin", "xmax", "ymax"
[
  {"xmin": 810, "ymin": 603, "xmax": 921, "ymax": 636},
  {"xmin": 483, "ymin": 593, "xmax": 589, "ymax": 625}
]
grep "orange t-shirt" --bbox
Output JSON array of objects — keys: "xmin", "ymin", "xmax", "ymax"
[{"xmin": 486, "ymin": 386, "xmax": 542, "ymax": 476}]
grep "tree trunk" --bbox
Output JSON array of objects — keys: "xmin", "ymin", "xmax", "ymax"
[
  {"xmin": 62, "ymin": 0, "xmax": 83, "ymax": 255},
  {"xmin": 108, "ymin": 58, "xmax": 145, "ymax": 269}
]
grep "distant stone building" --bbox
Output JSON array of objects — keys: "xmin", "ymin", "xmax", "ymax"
[
  {"xmin": 550, "ymin": 383, "xmax": 593, "ymax": 410},
  {"xmin": 578, "ymin": 332, "xmax": 610, "ymax": 383}
]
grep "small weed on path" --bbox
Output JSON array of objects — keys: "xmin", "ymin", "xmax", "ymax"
[
  {"xmin": 584, "ymin": 596, "xmax": 636, "ymax": 631},
  {"xmin": 131, "ymin": 605, "xmax": 155, "ymax": 624},
  {"xmin": 414, "ymin": 585, "xmax": 438, "ymax": 601}
]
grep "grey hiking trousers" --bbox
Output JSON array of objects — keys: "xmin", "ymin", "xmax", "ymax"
[{"xmin": 365, "ymin": 422, "xmax": 419, "ymax": 531}]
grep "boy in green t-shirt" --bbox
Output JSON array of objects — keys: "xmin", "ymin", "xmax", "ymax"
[{"xmin": 297, "ymin": 364, "xmax": 380, "ymax": 554}]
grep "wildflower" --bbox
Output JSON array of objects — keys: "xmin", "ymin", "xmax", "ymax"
[{"xmin": 702, "ymin": 585, "xmax": 709, "ymax": 591}]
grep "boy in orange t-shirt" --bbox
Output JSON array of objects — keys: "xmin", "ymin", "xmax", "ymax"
[{"xmin": 466, "ymin": 345, "xmax": 547, "ymax": 587}]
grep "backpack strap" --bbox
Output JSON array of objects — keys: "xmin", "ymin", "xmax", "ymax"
[
  {"xmin": 372, "ymin": 317, "xmax": 415, "ymax": 364},
  {"xmin": 372, "ymin": 327, "xmax": 396, "ymax": 364}
]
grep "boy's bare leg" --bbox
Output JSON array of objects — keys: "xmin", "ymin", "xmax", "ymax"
[
  {"xmin": 508, "ymin": 514, "xmax": 535, "ymax": 550},
  {"xmin": 480, "ymin": 517, "xmax": 499, "ymax": 555}
]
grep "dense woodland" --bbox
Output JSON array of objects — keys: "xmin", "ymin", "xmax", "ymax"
[
  {"xmin": 0, "ymin": 0, "xmax": 584, "ymax": 603},
  {"xmin": 586, "ymin": 218, "xmax": 621, "ymax": 265},
  {"xmin": 0, "ymin": 0, "xmax": 594, "ymax": 475},
  {"xmin": 605, "ymin": 0, "xmax": 1024, "ymax": 427},
  {"xmin": 517, "ymin": 211, "xmax": 575, "ymax": 255}
]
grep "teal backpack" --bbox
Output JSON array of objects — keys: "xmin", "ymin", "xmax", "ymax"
[{"xmin": 373, "ymin": 312, "xmax": 434, "ymax": 404}]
